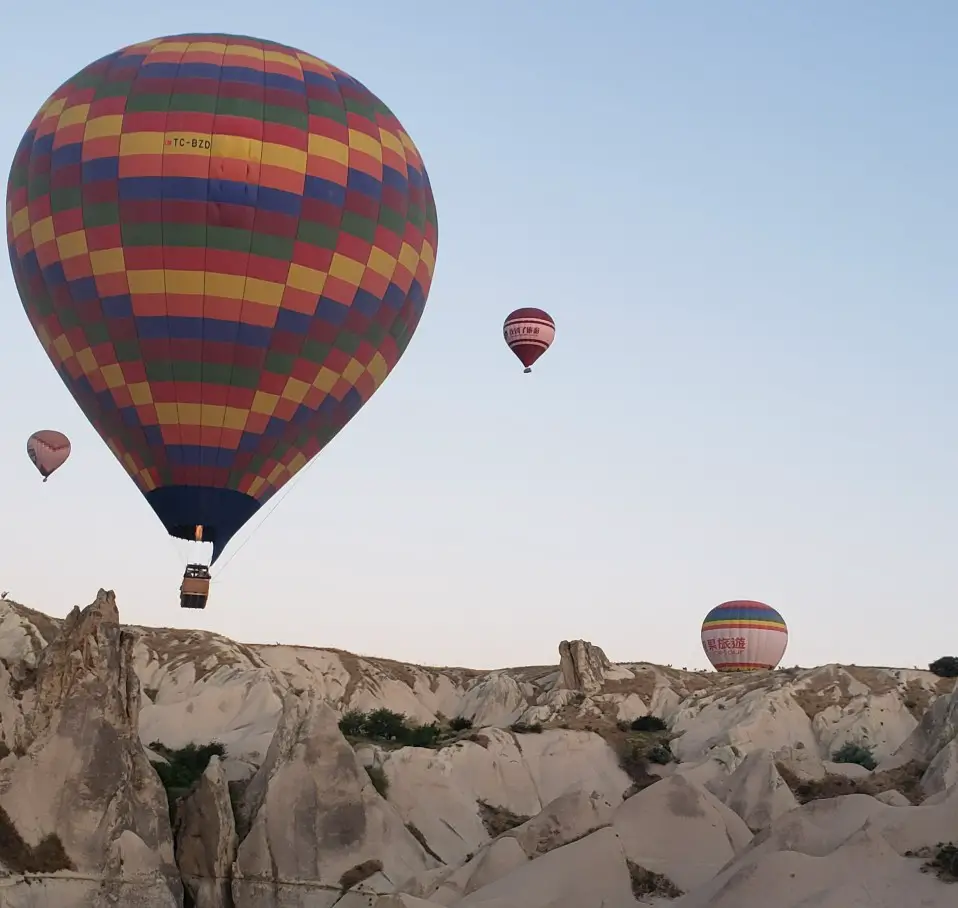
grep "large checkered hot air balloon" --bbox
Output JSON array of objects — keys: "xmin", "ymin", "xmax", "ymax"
[
  {"xmin": 7, "ymin": 34, "xmax": 438, "ymax": 608},
  {"xmin": 700, "ymin": 600, "xmax": 788, "ymax": 672}
]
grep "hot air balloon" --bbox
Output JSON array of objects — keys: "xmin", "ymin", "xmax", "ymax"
[
  {"xmin": 7, "ymin": 34, "xmax": 438, "ymax": 609},
  {"xmin": 26, "ymin": 430, "xmax": 71, "ymax": 481},
  {"xmin": 701, "ymin": 600, "xmax": 788, "ymax": 672},
  {"xmin": 503, "ymin": 308, "xmax": 554, "ymax": 373}
]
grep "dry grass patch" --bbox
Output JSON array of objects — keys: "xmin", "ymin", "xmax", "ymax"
[
  {"xmin": 4, "ymin": 601, "xmax": 62, "ymax": 649},
  {"xmin": 777, "ymin": 760, "xmax": 928, "ymax": 805},
  {"xmin": 843, "ymin": 666, "xmax": 899, "ymax": 696},
  {"xmin": 901, "ymin": 679, "xmax": 940, "ymax": 719},
  {"xmin": 935, "ymin": 676, "xmax": 958, "ymax": 695},
  {"xmin": 138, "ymin": 628, "xmax": 238, "ymax": 683},
  {"xmin": 465, "ymin": 731, "xmax": 492, "ymax": 748},
  {"xmin": 627, "ymin": 859, "xmax": 684, "ymax": 899},
  {"xmin": 601, "ymin": 669, "xmax": 659, "ymax": 701},
  {"xmin": 478, "ymin": 801, "xmax": 531, "ymax": 838},
  {"xmin": 339, "ymin": 858, "xmax": 382, "ymax": 890},
  {"xmin": 597, "ymin": 725, "xmax": 667, "ymax": 798},
  {"xmin": 789, "ymin": 688, "xmax": 843, "ymax": 721}
]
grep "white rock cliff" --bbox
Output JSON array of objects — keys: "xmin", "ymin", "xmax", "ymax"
[{"xmin": 0, "ymin": 596, "xmax": 955, "ymax": 907}]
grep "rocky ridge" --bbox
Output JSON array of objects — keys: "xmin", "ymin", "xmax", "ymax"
[{"xmin": 0, "ymin": 592, "xmax": 955, "ymax": 907}]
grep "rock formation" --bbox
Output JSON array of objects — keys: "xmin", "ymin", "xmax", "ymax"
[
  {"xmin": 231, "ymin": 688, "xmax": 438, "ymax": 907},
  {"xmin": 0, "ymin": 593, "xmax": 956, "ymax": 907},
  {"xmin": 557, "ymin": 638, "xmax": 613, "ymax": 694},
  {"xmin": 0, "ymin": 590, "xmax": 180, "ymax": 907},
  {"xmin": 175, "ymin": 755, "xmax": 237, "ymax": 908}
]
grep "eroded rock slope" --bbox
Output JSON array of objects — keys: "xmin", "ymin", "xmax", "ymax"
[{"xmin": 0, "ymin": 594, "xmax": 955, "ymax": 907}]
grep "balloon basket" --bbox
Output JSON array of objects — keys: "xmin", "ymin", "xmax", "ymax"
[
  {"xmin": 523, "ymin": 367, "xmax": 532, "ymax": 374},
  {"xmin": 180, "ymin": 564, "xmax": 211, "ymax": 610}
]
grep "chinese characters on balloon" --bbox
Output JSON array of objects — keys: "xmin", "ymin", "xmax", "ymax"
[{"xmin": 705, "ymin": 637, "xmax": 748, "ymax": 652}]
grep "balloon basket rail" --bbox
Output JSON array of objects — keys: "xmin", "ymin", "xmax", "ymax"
[{"xmin": 180, "ymin": 564, "xmax": 211, "ymax": 610}]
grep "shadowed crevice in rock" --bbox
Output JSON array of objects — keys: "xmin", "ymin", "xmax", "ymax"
[
  {"xmin": 175, "ymin": 754, "xmax": 237, "ymax": 908},
  {"xmin": 0, "ymin": 803, "xmax": 74, "ymax": 872}
]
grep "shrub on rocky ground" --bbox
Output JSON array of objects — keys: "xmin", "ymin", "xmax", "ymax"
[
  {"xmin": 929, "ymin": 656, "xmax": 958, "ymax": 678},
  {"xmin": 831, "ymin": 742, "xmax": 877, "ymax": 771},
  {"xmin": 777, "ymin": 760, "xmax": 928, "ymax": 805},
  {"xmin": 149, "ymin": 740, "xmax": 227, "ymax": 824},
  {"xmin": 339, "ymin": 708, "xmax": 450, "ymax": 747},
  {"xmin": 617, "ymin": 743, "xmax": 662, "ymax": 796},
  {"xmin": 150, "ymin": 741, "xmax": 226, "ymax": 795},
  {"xmin": 630, "ymin": 715, "xmax": 668, "ymax": 732},
  {"xmin": 647, "ymin": 743, "xmax": 674, "ymax": 765},
  {"xmin": 926, "ymin": 842, "xmax": 958, "ymax": 881}
]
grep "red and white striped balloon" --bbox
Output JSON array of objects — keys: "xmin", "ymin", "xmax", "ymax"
[{"xmin": 503, "ymin": 308, "xmax": 555, "ymax": 373}]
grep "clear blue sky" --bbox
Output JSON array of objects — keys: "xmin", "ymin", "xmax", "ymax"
[{"xmin": 2, "ymin": 0, "xmax": 956, "ymax": 671}]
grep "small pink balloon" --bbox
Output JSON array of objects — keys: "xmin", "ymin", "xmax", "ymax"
[{"xmin": 27, "ymin": 430, "xmax": 71, "ymax": 481}]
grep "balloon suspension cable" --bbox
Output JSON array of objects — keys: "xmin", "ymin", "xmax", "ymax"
[
  {"xmin": 210, "ymin": 453, "xmax": 326, "ymax": 582},
  {"xmin": 163, "ymin": 539, "xmax": 188, "ymax": 574}
]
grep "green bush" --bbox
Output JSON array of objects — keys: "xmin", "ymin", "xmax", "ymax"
[
  {"xmin": 149, "ymin": 741, "xmax": 227, "ymax": 806},
  {"xmin": 449, "ymin": 716, "xmax": 474, "ymax": 731},
  {"xmin": 832, "ymin": 742, "xmax": 877, "ymax": 771},
  {"xmin": 929, "ymin": 656, "xmax": 958, "ymax": 679},
  {"xmin": 647, "ymin": 743, "xmax": 673, "ymax": 765},
  {"xmin": 150, "ymin": 741, "xmax": 226, "ymax": 790},
  {"xmin": 363, "ymin": 708, "xmax": 410, "ymax": 741},
  {"xmin": 339, "ymin": 709, "xmax": 445, "ymax": 748},
  {"xmin": 338, "ymin": 709, "xmax": 367, "ymax": 737},
  {"xmin": 927, "ymin": 842, "xmax": 958, "ymax": 880},
  {"xmin": 630, "ymin": 716, "xmax": 668, "ymax": 732},
  {"xmin": 617, "ymin": 743, "xmax": 659, "ymax": 794},
  {"xmin": 405, "ymin": 722, "xmax": 442, "ymax": 747}
]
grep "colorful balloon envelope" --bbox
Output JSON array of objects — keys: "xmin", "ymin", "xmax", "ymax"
[
  {"xmin": 7, "ymin": 34, "xmax": 438, "ymax": 562},
  {"xmin": 27, "ymin": 429, "xmax": 71, "ymax": 481},
  {"xmin": 503, "ymin": 308, "xmax": 555, "ymax": 373},
  {"xmin": 701, "ymin": 600, "xmax": 788, "ymax": 671}
]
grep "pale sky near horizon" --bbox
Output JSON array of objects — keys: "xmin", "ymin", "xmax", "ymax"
[{"xmin": 2, "ymin": 1, "xmax": 956, "ymax": 672}]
